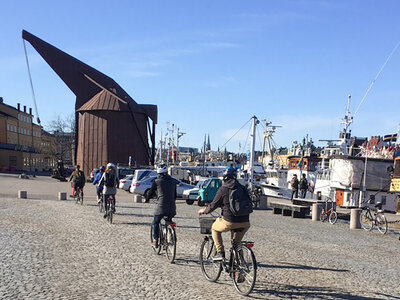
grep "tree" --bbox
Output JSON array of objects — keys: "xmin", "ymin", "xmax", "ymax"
[{"xmin": 45, "ymin": 114, "xmax": 75, "ymax": 165}]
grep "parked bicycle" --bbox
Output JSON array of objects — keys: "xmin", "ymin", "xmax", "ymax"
[
  {"xmin": 249, "ymin": 184, "xmax": 262, "ymax": 208},
  {"xmin": 320, "ymin": 197, "xmax": 337, "ymax": 224},
  {"xmin": 199, "ymin": 216, "xmax": 257, "ymax": 296},
  {"xmin": 73, "ymin": 187, "xmax": 83, "ymax": 205},
  {"xmin": 150, "ymin": 216, "xmax": 177, "ymax": 263},
  {"xmin": 360, "ymin": 202, "xmax": 387, "ymax": 234},
  {"xmin": 104, "ymin": 195, "xmax": 115, "ymax": 224}
]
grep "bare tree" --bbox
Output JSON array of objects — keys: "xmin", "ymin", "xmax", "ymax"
[{"xmin": 45, "ymin": 114, "xmax": 75, "ymax": 165}]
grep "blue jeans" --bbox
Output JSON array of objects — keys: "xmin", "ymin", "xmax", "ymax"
[
  {"xmin": 300, "ymin": 189, "xmax": 307, "ymax": 199},
  {"xmin": 152, "ymin": 214, "xmax": 174, "ymax": 240}
]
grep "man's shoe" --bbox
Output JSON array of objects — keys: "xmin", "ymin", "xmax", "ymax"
[
  {"xmin": 212, "ymin": 252, "xmax": 225, "ymax": 262},
  {"xmin": 151, "ymin": 240, "xmax": 159, "ymax": 248},
  {"xmin": 103, "ymin": 213, "xmax": 108, "ymax": 219},
  {"xmin": 236, "ymin": 272, "xmax": 245, "ymax": 283}
]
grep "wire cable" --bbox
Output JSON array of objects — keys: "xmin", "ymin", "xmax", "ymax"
[
  {"xmin": 220, "ymin": 117, "xmax": 252, "ymax": 150},
  {"xmin": 354, "ymin": 40, "xmax": 400, "ymax": 117},
  {"xmin": 23, "ymin": 39, "xmax": 40, "ymax": 125}
]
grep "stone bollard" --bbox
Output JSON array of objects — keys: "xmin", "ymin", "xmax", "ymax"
[
  {"xmin": 18, "ymin": 190, "xmax": 27, "ymax": 199},
  {"xmin": 258, "ymin": 195, "xmax": 268, "ymax": 210},
  {"xmin": 58, "ymin": 192, "xmax": 67, "ymax": 201},
  {"xmin": 312, "ymin": 203, "xmax": 323, "ymax": 221},
  {"xmin": 133, "ymin": 194, "xmax": 143, "ymax": 203},
  {"xmin": 350, "ymin": 208, "xmax": 361, "ymax": 229}
]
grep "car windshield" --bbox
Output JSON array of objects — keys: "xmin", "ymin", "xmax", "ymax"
[{"xmin": 195, "ymin": 181, "xmax": 204, "ymax": 188}]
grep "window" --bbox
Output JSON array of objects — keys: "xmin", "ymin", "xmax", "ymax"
[
  {"xmin": 369, "ymin": 194, "xmax": 375, "ymax": 204},
  {"xmin": 381, "ymin": 195, "xmax": 386, "ymax": 205}
]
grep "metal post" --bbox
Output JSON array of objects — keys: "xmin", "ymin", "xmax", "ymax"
[{"xmin": 249, "ymin": 116, "xmax": 258, "ymax": 186}]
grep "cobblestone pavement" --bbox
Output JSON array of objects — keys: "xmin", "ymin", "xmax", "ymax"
[{"xmin": 0, "ymin": 175, "xmax": 399, "ymax": 299}]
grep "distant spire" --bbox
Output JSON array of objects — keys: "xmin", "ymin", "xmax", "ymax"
[{"xmin": 207, "ymin": 133, "xmax": 211, "ymax": 151}]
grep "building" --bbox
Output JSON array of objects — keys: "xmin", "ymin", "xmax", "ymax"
[{"xmin": 0, "ymin": 97, "xmax": 56, "ymax": 172}]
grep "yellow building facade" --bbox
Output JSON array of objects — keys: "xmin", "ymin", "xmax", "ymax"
[{"xmin": 0, "ymin": 98, "xmax": 56, "ymax": 172}]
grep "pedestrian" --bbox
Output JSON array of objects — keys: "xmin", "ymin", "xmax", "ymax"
[
  {"xmin": 290, "ymin": 174, "xmax": 299, "ymax": 200},
  {"xmin": 299, "ymin": 173, "xmax": 308, "ymax": 199}
]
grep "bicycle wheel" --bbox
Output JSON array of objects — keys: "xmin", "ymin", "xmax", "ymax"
[
  {"xmin": 150, "ymin": 224, "xmax": 162, "ymax": 254},
  {"xmin": 232, "ymin": 244, "xmax": 257, "ymax": 296},
  {"xmin": 80, "ymin": 190, "xmax": 83, "ymax": 205},
  {"xmin": 328, "ymin": 211, "xmax": 338, "ymax": 224},
  {"xmin": 200, "ymin": 237, "xmax": 222, "ymax": 282},
  {"xmin": 360, "ymin": 210, "xmax": 373, "ymax": 231},
  {"xmin": 320, "ymin": 210, "xmax": 327, "ymax": 222},
  {"xmin": 165, "ymin": 225, "xmax": 176, "ymax": 263},
  {"xmin": 108, "ymin": 210, "xmax": 113, "ymax": 224},
  {"xmin": 98, "ymin": 200, "xmax": 103, "ymax": 213},
  {"xmin": 376, "ymin": 213, "xmax": 387, "ymax": 235}
]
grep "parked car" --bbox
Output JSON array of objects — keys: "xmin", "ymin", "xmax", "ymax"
[
  {"xmin": 183, "ymin": 180, "xmax": 205, "ymax": 205},
  {"xmin": 130, "ymin": 175, "xmax": 194, "ymax": 199},
  {"xmin": 197, "ymin": 177, "xmax": 222, "ymax": 206},
  {"xmin": 129, "ymin": 169, "xmax": 157, "ymax": 193},
  {"xmin": 130, "ymin": 175, "xmax": 157, "ymax": 199},
  {"xmin": 118, "ymin": 174, "xmax": 134, "ymax": 190}
]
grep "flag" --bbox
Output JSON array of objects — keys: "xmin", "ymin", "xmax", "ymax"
[{"xmin": 383, "ymin": 133, "xmax": 397, "ymax": 142}]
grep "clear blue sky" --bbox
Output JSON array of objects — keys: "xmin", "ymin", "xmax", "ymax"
[{"xmin": 1, "ymin": 0, "xmax": 400, "ymax": 153}]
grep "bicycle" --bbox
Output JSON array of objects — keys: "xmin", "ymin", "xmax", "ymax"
[
  {"xmin": 104, "ymin": 195, "xmax": 115, "ymax": 224},
  {"xmin": 199, "ymin": 216, "xmax": 257, "ymax": 296},
  {"xmin": 360, "ymin": 202, "xmax": 387, "ymax": 234},
  {"xmin": 98, "ymin": 192, "xmax": 104, "ymax": 213},
  {"xmin": 150, "ymin": 216, "xmax": 177, "ymax": 263},
  {"xmin": 249, "ymin": 184, "xmax": 262, "ymax": 208},
  {"xmin": 74, "ymin": 186, "xmax": 83, "ymax": 205},
  {"xmin": 320, "ymin": 197, "xmax": 337, "ymax": 224}
]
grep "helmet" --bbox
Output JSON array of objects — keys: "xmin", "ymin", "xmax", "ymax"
[
  {"xmin": 107, "ymin": 163, "xmax": 115, "ymax": 169},
  {"xmin": 157, "ymin": 164, "xmax": 168, "ymax": 174},
  {"xmin": 223, "ymin": 167, "xmax": 237, "ymax": 178},
  {"xmin": 100, "ymin": 165, "xmax": 106, "ymax": 172}
]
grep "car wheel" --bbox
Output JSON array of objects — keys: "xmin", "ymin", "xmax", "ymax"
[{"xmin": 186, "ymin": 199, "xmax": 194, "ymax": 205}]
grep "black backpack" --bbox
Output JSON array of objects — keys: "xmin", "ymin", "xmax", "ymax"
[
  {"xmin": 105, "ymin": 173, "xmax": 116, "ymax": 187},
  {"xmin": 229, "ymin": 184, "xmax": 253, "ymax": 216}
]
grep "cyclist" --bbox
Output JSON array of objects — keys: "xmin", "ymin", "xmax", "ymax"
[
  {"xmin": 198, "ymin": 167, "xmax": 251, "ymax": 261},
  {"xmin": 69, "ymin": 165, "xmax": 85, "ymax": 197},
  {"xmin": 99, "ymin": 163, "xmax": 118, "ymax": 218},
  {"xmin": 146, "ymin": 164, "xmax": 179, "ymax": 248},
  {"xmin": 92, "ymin": 165, "xmax": 106, "ymax": 203}
]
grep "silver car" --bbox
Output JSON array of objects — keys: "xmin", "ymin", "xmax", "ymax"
[{"xmin": 131, "ymin": 176, "xmax": 194, "ymax": 199}]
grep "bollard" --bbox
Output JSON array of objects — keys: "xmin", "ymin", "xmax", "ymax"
[
  {"xmin": 312, "ymin": 203, "xmax": 323, "ymax": 221},
  {"xmin": 350, "ymin": 208, "xmax": 361, "ymax": 229},
  {"xmin": 133, "ymin": 194, "xmax": 143, "ymax": 203},
  {"xmin": 258, "ymin": 195, "xmax": 268, "ymax": 210},
  {"xmin": 18, "ymin": 190, "xmax": 27, "ymax": 199},
  {"xmin": 58, "ymin": 192, "xmax": 67, "ymax": 201}
]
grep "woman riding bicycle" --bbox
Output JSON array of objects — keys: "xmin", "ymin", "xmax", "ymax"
[
  {"xmin": 146, "ymin": 164, "xmax": 179, "ymax": 248},
  {"xmin": 99, "ymin": 163, "xmax": 118, "ymax": 218},
  {"xmin": 69, "ymin": 165, "xmax": 85, "ymax": 197},
  {"xmin": 198, "ymin": 167, "xmax": 251, "ymax": 261}
]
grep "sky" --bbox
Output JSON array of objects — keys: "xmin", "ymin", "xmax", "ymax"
[{"xmin": 1, "ymin": 0, "xmax": 400, "ymax": 153}]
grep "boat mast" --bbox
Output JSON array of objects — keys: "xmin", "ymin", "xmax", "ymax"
[
  {"xmin": 339, "ymin": 95, "xmax": 353, "ymax": 155},
  {"xmin": 249, "ymin": 116, "xmax": 259, "ymax": 185}
]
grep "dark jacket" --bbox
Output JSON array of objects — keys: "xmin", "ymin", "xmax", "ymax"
[
  {"xmin": 203, "ymin": 178, "xmax": 250, "ymax": 223},
  {"xmin": 148, "ymin": 174, "xmax": 179, "ymax": 215},
  {"xmin": 300, "ymin": 178, "xmax": 308, "ymax": 190}
]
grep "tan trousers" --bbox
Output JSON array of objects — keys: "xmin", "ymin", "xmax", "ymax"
[{"xmin": 211, "ymin": 217, "xmax": 250, "ymax": 253}]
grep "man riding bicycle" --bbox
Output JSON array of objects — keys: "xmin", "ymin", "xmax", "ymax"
[
  {"xmin": 99, "ymin": 163, "xmax": 118, "ymax": 218},
  {"xmin": 146, "ymin": 164, "xmax": 179, "ymax": 248},
  {"xmin": 198, "ymin": 167, "xmax": 251, "ymax": 261},
  {"xmin": 69, "ymin": 165, "xmax": 85, "ymax": 197}
]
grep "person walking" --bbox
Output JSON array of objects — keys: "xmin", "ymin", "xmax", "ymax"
[
  {"xmin": 290, "ymin": 174, "xmax": 299, "ymax": 200},
  {"xmin": 299, "ymin": 174, "xmax": 308, "ymax": 199}
]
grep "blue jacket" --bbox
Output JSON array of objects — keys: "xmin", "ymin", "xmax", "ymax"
[{"xmin": 93, "ymin": 171, "xmax": 104, "ymax": 191}]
